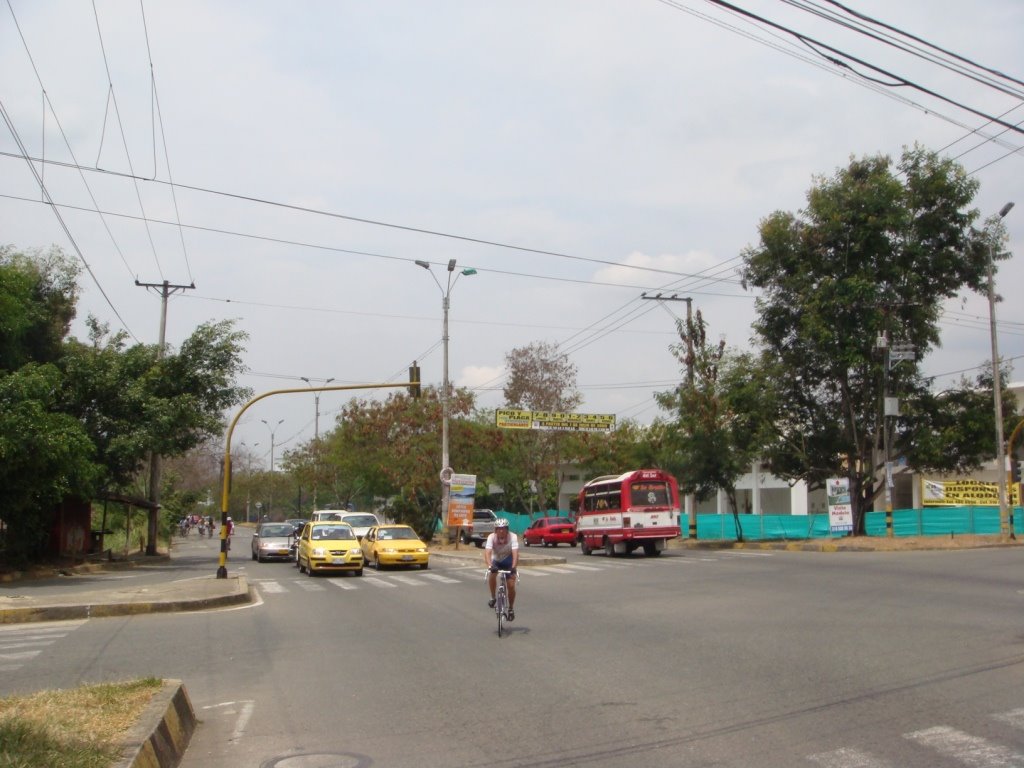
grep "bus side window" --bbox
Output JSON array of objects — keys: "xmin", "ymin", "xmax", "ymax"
[{"xmin": 609, "ymin": 493, "xmax": 620, "ymax": 509}]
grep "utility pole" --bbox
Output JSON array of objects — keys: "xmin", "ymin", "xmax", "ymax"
[
  {"xmin": 136, "ymin": 279, "xmax": 195, "ymax": 555},
  {"xmin": 641, "ymin": 293, "xmax": 696, "ymax": 538}
]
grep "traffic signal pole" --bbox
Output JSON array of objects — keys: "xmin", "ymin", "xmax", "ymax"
[{"xmin": 216, "ymin": 377, "xmax": 420, "ymax": 578}]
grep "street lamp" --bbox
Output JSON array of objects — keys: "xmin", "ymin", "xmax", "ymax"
[
  {"xmin": 300, "ymin": 376, "xmax": 334, "ymax": 511},
  {"xmin": 415, "ymin": 259, "xmax": 477, "ymax": 521},
  {"xmin": 989, "ymin": 201, "xmax": 1015, "ymax": 540},
  {"xmin": 261, "ymin": 418, "xmax": 284, "ymax": 518},
  {"xmin": 239, "ymin": 441, "xmax": 259, "ymax": 523}
]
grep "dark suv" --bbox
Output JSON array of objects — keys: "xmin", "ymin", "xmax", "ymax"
[{"xmin": 460, "ymin": 509, "xmax": 497, "ymax": 547}]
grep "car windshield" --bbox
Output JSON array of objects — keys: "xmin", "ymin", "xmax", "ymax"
[
  {"xmin": 378, "ymin": 528, "xmax": 418, "ymax": 541},
  {"xmin": 313, "ymin": 526, "xmax": 355, "ymax": 540},
  {"xmin": 546, "ymin": 518, "xmax": 572, "ymax": 526},
  {"xmin": 344, "ymin": 515, "xmax": 378, "ymax": 527},
  {"xmin": 261, "ymin": 525, "xmax": 294, "ymax": 537}
]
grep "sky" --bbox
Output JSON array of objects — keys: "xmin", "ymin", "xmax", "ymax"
[{"xmin": 2, "ymin": 0, "xmax": 1022, "ymax": 472}]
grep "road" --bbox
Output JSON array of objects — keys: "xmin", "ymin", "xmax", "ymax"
[{"xmin": 2, "ymin": 532, "xmax": 1023, "ymax": 767}]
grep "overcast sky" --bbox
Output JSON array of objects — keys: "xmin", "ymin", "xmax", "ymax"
[{"xmin": 2, "ymin": 0, "xmax": 1022, "ymax": 470}]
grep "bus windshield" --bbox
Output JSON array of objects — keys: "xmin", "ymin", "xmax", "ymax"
[{"xmin": 630, "ymin": 481, "xmax": 672, "ymax": 507}]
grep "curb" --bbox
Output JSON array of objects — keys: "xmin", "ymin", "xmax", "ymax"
[
  {"xmin": 114, "ymin": 680, "xmax": 197, "ymax": 768},
  {"xmin": 0, "ymin": 577, "xmax": 253, "ymax": 625}
]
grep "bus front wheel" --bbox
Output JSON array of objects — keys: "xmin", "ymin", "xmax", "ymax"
[{"xmin": 580, "ymin": 538, "xmax": 593, "ymax": 556}]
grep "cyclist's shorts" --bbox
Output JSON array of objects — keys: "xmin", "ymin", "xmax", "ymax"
[{"xmin": 493, "ymin": 556, "xmax": 516, "ymax": 574}]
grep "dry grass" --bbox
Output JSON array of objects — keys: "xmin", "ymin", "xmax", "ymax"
[{"xmin": 0, "ymin": 678, "xmax": 162, "ymax": 768}]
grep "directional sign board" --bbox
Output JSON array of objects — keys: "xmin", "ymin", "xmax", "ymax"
[{"xmin": 495, "ymin": 409, "xmax": 615, "ymax": 432}]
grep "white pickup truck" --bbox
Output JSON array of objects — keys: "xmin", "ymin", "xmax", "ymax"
[{"xmin": 460, "ymin": 509, "xmax": 497, "ymax": 547}]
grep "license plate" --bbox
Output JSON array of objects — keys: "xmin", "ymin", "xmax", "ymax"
[
  {"xmin": 401, "ymin": 555, "xmax": 414, "ymax": 561},
  {"xmin": 331, "ymin": 557, "xmax": 346, "ymax": 565}
]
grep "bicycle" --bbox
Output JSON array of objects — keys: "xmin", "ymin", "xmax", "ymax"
[{"xmin": 489, "ymin": 569, "xmax": 515, "ymax": 637}]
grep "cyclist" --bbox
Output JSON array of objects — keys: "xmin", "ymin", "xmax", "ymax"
[{"xmin": 484, "ymin": 518, "xmax": 519, "ymax": 621}]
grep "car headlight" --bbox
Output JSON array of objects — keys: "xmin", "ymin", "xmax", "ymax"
[{"xmin": 312, "ymin": 547, "xmax": 327, "ymax": 557}]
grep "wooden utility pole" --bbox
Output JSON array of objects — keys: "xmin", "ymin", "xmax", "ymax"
[{"xmin": 136, "ymin": 279, "xmax": 195, "ymax": 555}]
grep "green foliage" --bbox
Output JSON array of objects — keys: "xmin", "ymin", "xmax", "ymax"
[
  {"xmin": 0, "ymin": 364, "xmax": 100, "ymax": 563},
  {"xmin": 739, "ymin": 146, "xmax": 999, "ymax": 529},
  {"xmin": 0, "ymin": 244, "xmax": 250, "ymax": 563},
  {"xmin": 0, "ymin": 245, "xmax": 79, "ymax": 372}
]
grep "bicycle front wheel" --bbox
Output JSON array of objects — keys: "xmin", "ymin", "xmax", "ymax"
[{"xmin": 495, "ymin": 592, "xmax": 505, "ymax": 638}]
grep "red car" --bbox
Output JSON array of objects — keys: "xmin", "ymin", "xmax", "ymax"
[{"xmin": 522, "ymin": 516, "xmax": 577, "ymax": 548}]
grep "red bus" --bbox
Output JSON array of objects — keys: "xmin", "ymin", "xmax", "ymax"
[{"xmin": 576, "ymin": 469, "xmax": 681, "ymax": 556}]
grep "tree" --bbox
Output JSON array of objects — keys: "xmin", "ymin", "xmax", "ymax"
[
  {"xmin": 502, "ymin": 341, "xmax": 582, "ymax": 512},
  {"xmin": 0, "ymin": 245, "xmax": 79, "ymax": 372},
  {"xmin": 59, "ymin": 318, "xmax": 250, "ymax": 551},
  {"xmin": 0, "ymin": 244, "xmax": 251, "ymax": 561},
  {"xmin": 739, "ymin": 146, "xmax": 1004, "ymax": 532},
  {"xmin": 656, "ymin": 310, "xmax": 776, "ymax": 540},
  {"xmin": 0, "ymin": 364, "xmax": 100, "ymax": 564}
]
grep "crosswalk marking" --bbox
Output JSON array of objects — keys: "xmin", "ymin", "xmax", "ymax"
[
  {"xmin": 994, "ymin": 708, "xmax": 1024, "ymax": 729},
  {"xmin": 904, "ymin": 725, "xmax": 1024, "ymax": 767},
  {"xmin": 327, "ymin": 579, "xmax": 357, "ymax": 591},
  {"xmin": 808, "ymin": 747, "xmax": 892, "ymax": 767},
  {"xmin": 0, "ymin": 640, "xmax": 57, "ymax": 651},
  {"xmin": 0, "ymin": 620, "xmax": 86, "ymax": 673},
  {"xmin": 252, "ymin": 552, "xmax": 776, "ymax": 596},
  {"xmin": 808, "ymin": 709, "xmax": 1024, "ymax": 767},
  {"xmin": 420, "ymin": 573, "xmax": 460, "ymax": 584}
]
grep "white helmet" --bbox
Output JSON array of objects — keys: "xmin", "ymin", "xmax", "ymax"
[{"xmin": 494, "ymin": 518, "xmax": 509, "ymax": 529}]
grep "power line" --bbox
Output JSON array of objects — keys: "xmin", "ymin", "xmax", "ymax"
[{"xmin": 696, "ymin": 0, "xmax": 1024, "ymax": 136}]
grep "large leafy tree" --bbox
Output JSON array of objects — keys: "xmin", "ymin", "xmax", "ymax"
[
  {"xmin": 502, "ymin": 341, "xmax": 583, "ymax": 512},
  {"xmin": 0, "ymin": 244, "xmax": 250, "ymax": 562},
  {"xmin": 739, "ymin": 146, "xmax": 1008, "ymax": 532},
  {"xmin": 0, "ymin": 245, "xmax": 79, "ymax": 372}
]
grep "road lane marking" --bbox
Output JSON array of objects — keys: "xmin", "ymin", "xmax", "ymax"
[
  {"xmin": 420, "ymin": 573, "xmax": 460, "ymax": 584},
  {"xmin": 388, "ymin": 575, "xmax": 425, "ymax": 586},
  {"xmin": 994, "ymin": 708, "xmax": 1024, "ymax": 729},
  {"xmin": 327, "ymin": 580, "xmax": 357, "ymax": 591},
  {"xmin": 904, "ymin": 725, "xmax": 1024, "ymax": 766},
  {"xmin": 808, "ymin": 747, "xmax": 892, "ymax": 767}
]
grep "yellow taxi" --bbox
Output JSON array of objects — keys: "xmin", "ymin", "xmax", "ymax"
[
  {"xmin": 360, "ymin": 525, "xmax": 429, "ymax": 570},
  {"xmin": 296, "ymin": 522, "xmax": 364, "ymax": 576}
]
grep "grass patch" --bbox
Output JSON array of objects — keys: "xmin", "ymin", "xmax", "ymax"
[{"xmin": 0, "ymin": 678, "xmax": 162, "ymax": 768}]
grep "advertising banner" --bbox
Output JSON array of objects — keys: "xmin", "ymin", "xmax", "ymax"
[
  {"xmin": 446, "ymin": 473, "xmax": 477, "ymax": 528},
  {"xmin": 495, "ymin": 408, "xmax": 615, "ymax": 432},
  {"xmin": 922, "ymin": 478, "xmax": 1020, "ymax": 507},
  {"xmin": 826, "ymin": 477, "xmax": 853, "ymax": 533}
]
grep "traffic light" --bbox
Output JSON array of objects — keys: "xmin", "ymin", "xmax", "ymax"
[
  {"xmin": 408, "ymin": 362, "xmax": 421, "ymax": 398},
  {"xmin": 1012, "ymin": 459, "xmax": 1022, "ymax": 485}
]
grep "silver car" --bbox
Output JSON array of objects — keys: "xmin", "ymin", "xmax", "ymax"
[{"xmin": 251, "ymin": 522, "xmax": 297, "ymax": 562}]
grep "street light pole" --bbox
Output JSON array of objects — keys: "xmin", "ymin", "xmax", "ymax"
[
  {"xmin": 989, "ymin": 201, "xmax": 1015, "ymax": 540},
  {"xmin": 240, "ymin": 441, "xmax": 259, "ymax": 523},
  {"xmin": 301, "ymin": 376, "xmax": 334, "ymax": 511},
  {"xmin": 261, "ymin": 418, "xmax": 284, "ymax": 518},
  {"xmin": 415, "ymin": 259, "xmax": 477, "ymax": 526}
]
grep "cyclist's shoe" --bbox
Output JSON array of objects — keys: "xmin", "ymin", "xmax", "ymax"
[
  {"xmin": 488, "ymin": 598, "xmax": 496, "ymax": 608},
  {"xmin": 507, "ymin": 609, "xmax": 515, "ymax": 621}
]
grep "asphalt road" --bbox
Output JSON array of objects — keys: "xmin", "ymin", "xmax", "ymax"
[{"xmin": 2, "ymin": 533, "xmax": 1023, "ymax": 767}]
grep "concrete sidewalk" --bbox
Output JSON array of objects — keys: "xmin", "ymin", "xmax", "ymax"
[{"xmin": 0, "ymin": 573, "xmax": 252, "ymax": 624}]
